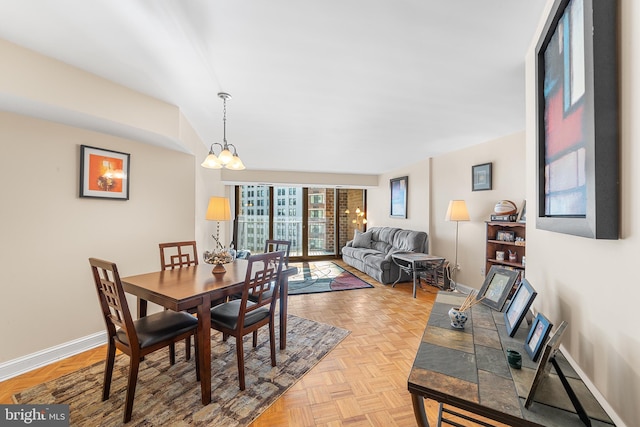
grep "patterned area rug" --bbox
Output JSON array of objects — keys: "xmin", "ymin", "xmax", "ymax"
[
  {"xmin": 288, "ymin": 261, "xmax": 374, "ymax": 295},
  {"xmin": 13, "ymin": 315, "xmax": 349, "ymax": 426}
]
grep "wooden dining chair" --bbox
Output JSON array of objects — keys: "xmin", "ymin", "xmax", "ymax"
[
  {"xmin": 159, "ymin": 241, "xmax": 199, "ymax": 270},
  {"xmin": 210, "ymin": 251, "xmax": 284, "ymax": 390},
  {"xmin": 264, "ymin": 239, "xmax": 291, "ymax": 267},
  {"xmin": 89, "ymin": 258, "xmax": 200, "ymax": 423},
  {"xmin": 159, "ymin": 241, "xmax": 200, "ymax": 360}
]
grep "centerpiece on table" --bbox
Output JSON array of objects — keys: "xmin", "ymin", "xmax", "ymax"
[{"xmin": 204, "ymin": 237, "xmax": 236, "ymax": 275}]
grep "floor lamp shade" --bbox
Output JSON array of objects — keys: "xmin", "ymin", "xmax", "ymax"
[
  {"xmin": 206, "ymin": 197, "xmax": 231, "ymax": 221},
  {"xmin": 445, "ymin": 200, "xmax": 470, "ymax": 222}
]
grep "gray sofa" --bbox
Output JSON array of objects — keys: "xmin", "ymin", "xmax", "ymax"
[{"xmin": 341, "ymin": 226, "xmax": 429, "ymax": 284}]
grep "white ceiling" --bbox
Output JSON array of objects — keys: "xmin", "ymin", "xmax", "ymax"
[{"xmin": 0, "ymin": 0, "xmax": 545, "ymax": 175}]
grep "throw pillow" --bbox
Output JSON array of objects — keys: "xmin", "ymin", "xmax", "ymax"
[{"xmin": 353, "ymin": 230, "xmax": 372, "ymax": 249}]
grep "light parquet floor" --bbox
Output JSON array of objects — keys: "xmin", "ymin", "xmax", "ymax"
[{"xmin": 0, "ymin": 261, "xmax": 505, "ymax": 426}]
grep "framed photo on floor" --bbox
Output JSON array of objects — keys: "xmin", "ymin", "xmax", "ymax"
[{"xmin": 80, "ymin": 145, "xmax": 130, "ymax": 200}]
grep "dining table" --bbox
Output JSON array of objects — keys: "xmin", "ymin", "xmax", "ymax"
[{"xmin": 120, "ymin": 259, "xmax": 297, "ymax": 405}]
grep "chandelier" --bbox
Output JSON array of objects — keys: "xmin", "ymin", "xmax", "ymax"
[{"xmin": 201, "ymin": 92, "xmax": 246, "ymax": 170}]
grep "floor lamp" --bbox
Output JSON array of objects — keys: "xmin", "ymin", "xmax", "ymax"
[{"xmin": 445, "ymin": 200, "xmax": 470, "ymax": 290}]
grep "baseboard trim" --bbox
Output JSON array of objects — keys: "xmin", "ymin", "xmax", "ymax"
[{"xmin": 0, "ymin": 331, "xmax": 107, "ymax": 382}]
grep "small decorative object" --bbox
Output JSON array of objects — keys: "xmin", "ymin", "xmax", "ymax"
[
  {"xmin": 504, "ymin": 278, "xmax": 537, "ymax": 337},
  {"xmin": 496, "ymin": 251, "xmax": 505, "ymax": 261},
  {"xmin": 478, "ymin": 265, "xmax": 520, "ymax": 311},
  {"xmin": 525, "ymin": 313, "xmax": 553, "ymax": 362},
  {"xmin": 508, "ymin": 250, "xmax": 517, "ymax": 262},
  {"xmin": 506, "ymin": 349, "xmax": 522, "ymax": 369},
  {"xmin": 79, "ymin": 145, "xmax": 130, "ymax": 200},
  {"xmin": 448, "ymin": 291, "xmax": 485, "ymax": 329},
  {"xmin": 448, "ymin": 307, "xmax": 468, "ymax": 329},
  {"xmin": 493, "ymin": 200, "xmax": 517, "ymax": 215},
  {"xmin": 204, "ymin": 249, "xmax": 234, "ymax": 274},
  {"xmin": 472, "ymin": 163, "xmax": 492, "ymax": 191},
  {"xmin": 521, "ymin": 256, "xmax": 526, "ymax": 267}
]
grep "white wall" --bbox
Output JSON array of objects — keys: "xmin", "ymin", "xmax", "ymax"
[
  {"xmin": 0, "ymin": 112, "xmax": 196, "ymax": 361},
  {"xmin": 520, "ymin": 1, "xmax": 639, "ymax": 425},
  {"xmin": 366, "ymin": 159, "xmax": 431, "ymax": 236},
  {"xmin": 430, "ymin": 132, "xmax": 526, "ymax": 289},
  {"xmin": 0, "ymin": 41, "xmax": 226, "ymax": 367}
]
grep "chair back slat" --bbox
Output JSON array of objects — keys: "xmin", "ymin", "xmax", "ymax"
[
  {"xmin": 239, "ymin": 251, "xmax": 284, "ymax": 323},
  {"xmin": 89, "ymin": 258, "xmax": 139, "ymax": 349},
  {"xmin": 159, "ymin": 241, "xmax": 198, "ymax": 270},
  {"xmin": 264, "ymin": 239, "xmax": 291, "ymax": 267}
]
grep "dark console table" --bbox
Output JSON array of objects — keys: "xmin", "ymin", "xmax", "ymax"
[{"xmin": 408, "ymin": 291, "xmax": 615, "ymax": 427}]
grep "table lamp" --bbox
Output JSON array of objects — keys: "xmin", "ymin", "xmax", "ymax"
[{"xmin": 206, "ymin": 196, "xmax": 232, "ymax": 274}]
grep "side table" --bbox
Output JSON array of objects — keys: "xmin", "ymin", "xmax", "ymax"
[{"xmin": 391, "ymin": 252, "xmax": 446, "ymax": 298}]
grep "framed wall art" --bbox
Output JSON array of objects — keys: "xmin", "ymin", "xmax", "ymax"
[
  {"xmin": 477, "ymin": 265, "xmax": 520, "ymax": 311},
  {"xmin": 504, "ymin": 278, "xmax": 537, "ymax": 337},
  {"xmin": 390, "ymin": 176, "xmax": 408, "ymax": 218},
  {"xmin": 525, "ymin": 313, "xmax": 553, "ymax": 362},
  {"xmin": 472, "ymin": 162, "xmax": 492, "ymax": 191},
  {"xmin": 80, "ymin": 145, "xmax": 130, "ymax": 200},
  {"xmin": 535, "ymin": 0, "xmax": 618, "ymax": 239}
]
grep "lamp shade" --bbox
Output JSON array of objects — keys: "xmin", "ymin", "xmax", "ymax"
[
  {"xmin": 445, "ymin": 200, "xmax": 470, "ymax": 222},
  {"xmin": 206, "ymin": 196, "xmax": 231, "ymax": 221}
]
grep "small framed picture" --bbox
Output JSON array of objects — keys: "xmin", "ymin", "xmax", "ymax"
[
  {"xmin": 517, "ymin": 200, "xmax": 527, "ymax": 223},
  {"xmin": 496, "ymin": 230, "xmax": 515, "ymax": 242},
  {"xmin": 472, "ymin": 162, "xmax": 492, "ymax": 191},
  {"xmin": 477, "ymin": 265, "xmax": 520, "ymax": 311},
  {"xmin": 504, "ymin": 278, "xmax": 537, "ymax": 337},
  {"xmin": 525, "ymin": 313, "xmax": 553, "ymax": 362},
  {"xmin": 80, "ymin": 145, "xmax": 130, "ymax": 200}
]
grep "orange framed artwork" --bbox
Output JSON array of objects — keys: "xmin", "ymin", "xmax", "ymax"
[{"xmin": 79, "ymin": 145, "xmax": 130, "ymax": 200}]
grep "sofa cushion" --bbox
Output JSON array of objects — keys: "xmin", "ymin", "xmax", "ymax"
[
  {"xmin": 352, "ymin": 230, "xmax": 372, "ymax": 249},
  {"xmin": 392, "ymin": 229, "xmax": 428, "ymax": 252}
]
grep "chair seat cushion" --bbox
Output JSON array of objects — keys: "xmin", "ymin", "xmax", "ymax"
[
  {"xmin": 116, "ymin": 310, "xmax": 198, "ymax": 349},
  {"xmin": 210, "ymin": 300, "xmax": 270, "ymax": 330}
]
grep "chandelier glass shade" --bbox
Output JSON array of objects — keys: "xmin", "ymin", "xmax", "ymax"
[{"xmin": 201, "ymin": 92, "xmax": 246, "ymax": 170}]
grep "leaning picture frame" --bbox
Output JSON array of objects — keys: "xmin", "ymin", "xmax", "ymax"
[
  {"xmin": 390, "ymin": 176, "xmax": 408, "ymax": 218},
  {"xmin": 525, "ymin": 313, "xmax": 553, "ymax": 362},
  {"xmin": 535, "ymin": 0, "xmax": 619, "ymax": 239},
  {"xmin": 504, "ymin": 278, "xmax": 537, "ymax": 337},
  {"xmin": 472, "ymin": 162, "xmax": 492, "ymax": 191},
  {"xmin": 477, "ymin": 265, "xmax": 520, "ymax": 311},
  {"xmin": 525, "ymin": 321, "xmax": 569, "ymax": 408},
  {"xmin": 80, "ymin": 145, "xmax": 130, "ymax": 200},
  {"xmin": 517, "ymin": 200, "xmax": 527, "ymax": 223}
]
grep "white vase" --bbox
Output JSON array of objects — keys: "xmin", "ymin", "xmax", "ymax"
[{"xmin": 448, "ymin": 307, "xmax": 468, "ymax": 329}]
